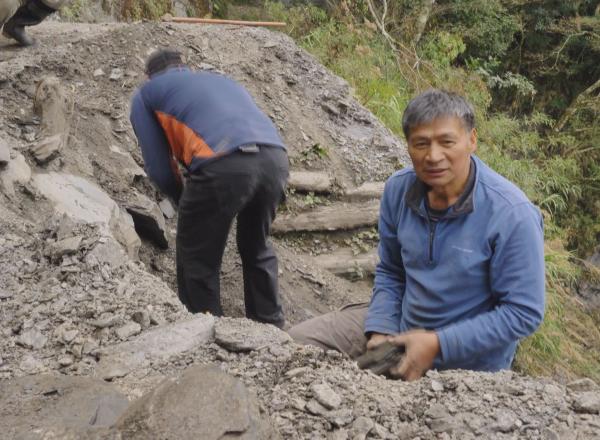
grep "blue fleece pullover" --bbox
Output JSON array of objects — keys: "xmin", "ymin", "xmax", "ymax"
[
  {"xmin": 130, "ymin": 67, "xmax": 285, "ymax": 202},
  {"xmin": 365, "ymin": 156, "xmax": 545, "ymax": 371}
]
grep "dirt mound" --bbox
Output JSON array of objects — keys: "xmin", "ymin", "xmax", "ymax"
[{"xmin": 0, "ymin": 21, "xmax": 599, "ymax": 439}]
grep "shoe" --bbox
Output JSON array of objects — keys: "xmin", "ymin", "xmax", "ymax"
[{"xmin": 2, "ymin": 0, "xmax": 57, "ymax": 47}]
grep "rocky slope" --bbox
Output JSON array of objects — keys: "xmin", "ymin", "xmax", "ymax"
[{"xmin": 0, "ymin": 21, "xmax": 599, "ymax": 439}]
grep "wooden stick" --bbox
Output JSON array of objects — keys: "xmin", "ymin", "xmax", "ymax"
[{"xmin": 166, "ymin": 17, "xmax": 286, "ymax": 27}]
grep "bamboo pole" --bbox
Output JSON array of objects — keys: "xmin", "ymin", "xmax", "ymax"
[{"xmin": 166, "ymin": 17, "xmax": 286, "ymax": 27}]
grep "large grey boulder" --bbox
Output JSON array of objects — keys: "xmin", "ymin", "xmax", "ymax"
[
  {"xmin": 0, "ymin": 374, "xmax": 129, "ymax": 439},
  {"xmin": 32, "ymin": 172, "xmax": 140, "ymax": 258},
  {"xmin": 96, "ymin": 314, "xmax": 216, "ymax": 380},
  {"xmin": 115, "ymin": 365, "xmax": 280, "ymax": 439},
  {"xmin": 125, "ymin": 192, "xmax": 169, "ymax": 249}
]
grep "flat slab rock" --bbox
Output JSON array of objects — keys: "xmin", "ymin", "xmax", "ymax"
[
  {"xmin": 96, "ymin": 314, "xmax": 215, "ymax": 380},
  {"xmin": 32, "ymin": 172, "xmax": 140, "ymax": 258},
  {"xmin": 0, "ymin": 374, "xmax": 129, "ymax": 439},
  {"xmin": 215, "ymin": 317, "xmax": 292, "ymax": 352},
  {"xmin": 115, "ymin": 364, "xmax": 279, "ymax": 439}
]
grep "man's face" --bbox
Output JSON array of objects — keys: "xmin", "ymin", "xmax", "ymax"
[{"xmin": 406, "ymin": 116, "xmax": 477, "ymax": 192}]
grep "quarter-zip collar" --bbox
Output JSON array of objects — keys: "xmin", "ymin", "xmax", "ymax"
[{"xmin": 406, "ymin": 156, "xmax": 477, "ymax": 219}]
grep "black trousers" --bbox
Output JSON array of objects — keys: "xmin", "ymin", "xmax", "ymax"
[{"xmin": 176, "ymin": 146, "xmax": 288, "ymax": 328}]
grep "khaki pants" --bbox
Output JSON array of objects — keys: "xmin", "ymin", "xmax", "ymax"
[
  {"xmin": 0, "ymin": 0, "xmax": 25, "ymax": 28},
  {"xmin": 0, "ymin": 0, "xmax": 66, "ymax": 28},
  {"xmin": 287, "ymin": 302, "xmax": 370, "ymax": 359}
]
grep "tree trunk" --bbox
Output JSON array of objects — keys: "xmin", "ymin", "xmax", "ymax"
[
  {"xmin": 554, "ymin": 77, "xmax": 600, "ymax": 132},
  {"xmin": 412, "ymin": 0, "xmax": 435, "ymax": 47},
  {"xmin": 272, "ymin": 200, "xmax": 380, "ymax": 233}
]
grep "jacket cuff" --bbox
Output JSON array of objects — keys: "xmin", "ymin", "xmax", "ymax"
[
  {"xmin": 364, "ymin": 318, "xmax": 401, "ymax": 336},
  {"xmin": 437, "ymin": 326, "xmax": 461, "ymax": 365}
]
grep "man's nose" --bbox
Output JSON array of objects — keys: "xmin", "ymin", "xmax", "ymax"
[{"xmin": 425, "ymin": 144, "xmax": 444, "ymax": 163}]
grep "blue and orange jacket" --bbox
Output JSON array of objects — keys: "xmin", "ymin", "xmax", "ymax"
[{"xmin": 129, "ymin": 67, "xmax": 286, "ymax": 202}]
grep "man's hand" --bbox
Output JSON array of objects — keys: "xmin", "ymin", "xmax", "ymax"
[{"xmin": 387, "ymin": 330, "xmax": 440, "ymax": 381}]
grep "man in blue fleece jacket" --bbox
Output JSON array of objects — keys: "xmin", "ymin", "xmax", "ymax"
[
  {"xmin": 130, "ymin": 49, "xmax": 288, "ymax": 328},
  {"xmin": 289, "ymin": 89, "xmax": 545, "ymax": 380}
]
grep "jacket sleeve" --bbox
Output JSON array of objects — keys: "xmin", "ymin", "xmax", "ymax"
[
  {"xmin": 130, "ymin": 90, "xmax": 183, "ymax": 204},
  {"xmin": 436, "ymin": 202, "xmax": 545, "ymax": 366},
  {"xmin": 364, "ymin": 178, "xmax": 405, "ymax": 335}
]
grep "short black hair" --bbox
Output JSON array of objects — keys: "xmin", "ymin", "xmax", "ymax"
[
  {"xmin": 145, "ymin": 49, "xmax": 185, "ymax": 77},
  {"xmin": 402, "ymin": 89, "xmax": 475, "ymax": 138}
]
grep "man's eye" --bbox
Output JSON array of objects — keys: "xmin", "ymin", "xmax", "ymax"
[
  {"xmin": 442, "ymin": 140, "xmax": 455, "ymax": 146},
  {"xmin": 413, "ymin": 143, "xmax": 428, "ymax": 148}
]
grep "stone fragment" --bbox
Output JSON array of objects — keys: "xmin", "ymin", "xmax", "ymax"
[
  {"xmin": 572, "ymin": 392, "xmax": 600, "ymax": 414},
  {"xmin": 19, "ymin": 354, "xmax": 44, "ymax": 373},
  {"xmin": 0, "ymin": 135, "xmax": 10, "ymax": 166},
  {"xmin": 90, "ymin": 314, "xmax": 120, "ymax": 329},
  {"xmin": 159, "ymin": 199, "xmax": 176, "ymax": 219},
  {"xmin": 93, "ymin": 68, "xmax": 105, "ymax": 77},
  {"xmin": 0, "ymin": 374, "xmax": 128, "ymax": 438},
  {"xmin": 314, "ymin": 248, "xmax": 378, "ymax": 279},
  {"xmin": 371, "ymin": 423, "xmax": 391, "ymax": 439},
  {"xmin": 431, "ymin": 379, "xmax": 444, "ymax": 392},
  {"xmin": 311, "ymin": 382, "xmax": 342, "ymax": 410},
  {"xmin": 83, "ymin": 339, "xmax": 99, "ymax": 355},
  {"xmin": 0, "ymin": 152, "xmax": 31, "ymax": 196},
  {"xmin": 115, "ymin": 365, "xmax": 278, "ymax": 439},
  {"xmin": 198, "ymin": 62, "xmax": 216, "ymax": 70},
  {"xmin": 328, "ymin": 429, "xmax": 348, "ymax": 440},
  {"xmin": 96, "ymin": 315, "xmax": 215, "ymax": 380},
  {"xmin": 0, "ymin": 289, "xmax": 14, "ymax": 299},
  {"xmin": 285, "ymin": 366, "xmax": 311, "ymax": 378},
  {"xmin": 62, "ymin": 329, "xmax": 79, "ymax": 344},
  {"xmin": 49, "ymin": 236, "xmax": 83, "ymax": 258},
  {"xmin": 115, "ymin": 322, "xmax": 142, "ymax": 340},
  {"xmin": 327, "ymin": 408, "xmax": 354, "ymax": 428},
  {"xmin": 125, "ymin": 193, "xmax": 168, "ymax": 249},
  {"xmin": 131, "ymin": 310, "xmax": 151, "ymax": 329},
  {"xmin": 31, "ymin": 134, "xmax": 62, "ymax": 164},
  {"xmin": 349, "ymin": 416, "xmax": 374, "ymax": 440},
  {"xmin": 541, "ymin": 428, "xmax": 560, "ymax": 440},
  {"xmin": 306, "ymin": 399, "xmax": 329, "ymax": 416},
  {"xmin": 55, "ymin": 213, "xmax": 77, "ymax": 240},
  {"xmin": 58, "ymin": 355, "xmax": 74, "ymax": 367},
  {"xmin": 215, "ymin": 317, "xmax": 291, "ymax": 352},
  {"xmin": 85, "ymin": 238, "xmax": 128, "ymax": 268},
  {"xmin": 322, "ymin": 102, "xmax": 340, "ymax": 116},
  {"xmin": 492, "ymin": 410, "xmax": 519, "ymax": 433},
  {"xmin": 567, "ymin": 378, "xmax": 598, "ymax": 393},
  {"xmin": 109, "ymin": 69, "xmax": 123, "ymax": 81},
  {"xmin": 17, "ymin": 328, "xmax": 48, "ymax": 350},
  {"xmin": 425, "ymin": 404, "xmax": 455, "ymax": 434}
]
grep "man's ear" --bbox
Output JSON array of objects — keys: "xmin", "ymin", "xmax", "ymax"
[{"xmin": 470, "ymin": 128, "xmax": 478, "ymax": 153}]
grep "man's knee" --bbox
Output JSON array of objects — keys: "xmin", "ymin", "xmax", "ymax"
[
  {"xmin": 288, "ymin": 321, "xmax": 316, "ymax": 345},
  {"xmin": 40, "ymin": 0, "xmax": 67, "ymax": 10},
  {"xmin": 0, "ymin": 0, "xmax": 21, "ymax": 25},
  {"xmin": 287, "ymin": 303, "xmax": 369, "ymax": 358}
]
